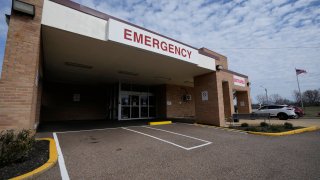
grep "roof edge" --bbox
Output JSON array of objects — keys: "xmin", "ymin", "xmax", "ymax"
[
  {"xmin": 222, "ymin": 69, "xmax": 248, "ymax": 78},
  {"xmin": 50, "ymin": 0, "xmax": 199, "ymax": 51}
]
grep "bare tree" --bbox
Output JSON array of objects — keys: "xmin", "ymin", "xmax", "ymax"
[
  {"xmin": 292, "ymin": 90, "xmax": 301, "ymax": 105},
  {"xmin": 256, "ymin": 94, "xmax": 267, "ymax": 105},
  {"xmin": 269, "ymin": 94, "xmax": 292, "ymax": 105},
  {"xmin": 269, "ymin": 94, "xmax": 281, "ymax": 104},
  {"xmin": 293, "ymin": 89, "xmax": 320, "ymax": 106},
  {"xmin": 303, "ymin": 89, "xmax": 320, "ymax": 106}
]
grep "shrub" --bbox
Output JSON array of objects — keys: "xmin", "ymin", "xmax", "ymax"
[
  {"xmin": 241, "ymin": 123, "xmax": 249, "ymax": 127},
  {"xmin": 284, "ymin": 122, "xmax": 294, "ymax": 129},
  {"xmin": 269, "ymin": 125, "xmax": 281, "ymax": 132},
  {"xmin": 245, "ymin": 127, "xmax": 258, "ymax": 132},
  {"xmin": 260, "ymin": 122, "xmax": 269, "ymax": 127},
  {"xmin": 0, "ymin": 129, "xmax": 35, "ymax": 167}
]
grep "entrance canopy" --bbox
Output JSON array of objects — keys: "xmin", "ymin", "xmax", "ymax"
[{"xmin": 41, "ymin": 0, "xmax": 215, "ymax": 86}]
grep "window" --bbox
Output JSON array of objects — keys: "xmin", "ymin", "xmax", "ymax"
[{"xmin": 260, "ymin": 106, "xmax": 268, "ymax": 110}]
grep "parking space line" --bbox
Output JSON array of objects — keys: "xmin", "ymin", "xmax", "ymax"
[
  {"xmin": 176, "ymin": 122, "xmax": 248, "ymax": 134},
  {"xmin": 53, "ymin": 133, "xmax": 70, "ymax": 180},
  {"xmin": 56, "ymin": 127, "xmax": 120, "ymax": 134},
  {"xmin": 186, "ymin": 142, "xmax": 212, "ymax": 150},
  {"xmin": 54, "ymin": 124, "xmax": 160, "ymax": 134},
  {"xmin": 122, "ymin": 127, "xmax": 212, "ymax": 151},
  {"xmin": 143, "ymin": 126, "xmax": 212, "ymax": 143}
]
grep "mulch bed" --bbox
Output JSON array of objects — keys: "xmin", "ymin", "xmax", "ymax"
[
  {"xmin": 230, "ymin": 126, "xmax": 303, "ymax": 133},
  {"xmin": 0, "ymin": 140, "xmax": 49, "ymax": 180}
]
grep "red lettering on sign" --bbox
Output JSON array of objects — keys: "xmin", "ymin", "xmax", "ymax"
[
  {"xmin": 187, "ymin": 50, "xmax": 192, "ymax": 59},
  {"xmin": 153, "ymin": 38, "xmax": 159, "ymax": 49},
  {"xmin": 181, "ymin": 49, "xmax": 187, "ymax": 57},
  {"xmin": 160, "ymin": 41, "xmax": 167, "ymax": 51},
  {"xmin": 175, "ymin": 46, "xmax": 181, "ymax": 55},
  {"xmin": 234, "ymin": 78, "xmax": 245, "ymax": 84},
  {"xmin": 123, "ymin": 28, "xmax": 194, "ymax": 60},
  {"xmin": 124, "ymin": 29, "xmax": 132, "ymax": 41},
  {"xmin": 168, "ymin": 44, "xmax": 174, "ymax": 53},
  {"xmin": 133, "ymin": 32, "xmax": 143, "ymax": 44},
  {"xmin": 145, "ymin": 35, "xmax": 151, "ymax": 46}
]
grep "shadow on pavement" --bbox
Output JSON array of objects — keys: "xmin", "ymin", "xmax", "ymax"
[{"xmin": 37, "ymin": 118, "xmax": 195, "ymax": 132}]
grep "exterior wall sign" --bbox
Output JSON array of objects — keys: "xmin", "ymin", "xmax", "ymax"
[
  {"xmin": 233, "ymin": 75, "xmax": 246, "ymax": 87},
  {"xmin": 201, "ymin": 91, "xmax": 208, "ymax": 101},
  {"xmin": 73, "ymin": 94, "xmax": 80, "ymax": 102},
  {"xmin": 240, "ymin": 101, "xmax": 245, "ymax": 106},
  {"xmin": 108, "ymin": 19, "xmax": 198, "ymax": 64}
]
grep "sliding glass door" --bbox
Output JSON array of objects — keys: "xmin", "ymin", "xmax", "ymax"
[{"xmin": 119, "ymin": 83, "xmax": 155, "ymax": 120}]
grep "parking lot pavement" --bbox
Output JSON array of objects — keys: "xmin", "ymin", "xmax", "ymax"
[{"xmin": 36, "ymin": 123, "xmax": 320, "ymax": 180}]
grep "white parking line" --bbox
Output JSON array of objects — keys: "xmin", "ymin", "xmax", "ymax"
[
  {"xmin": 144, "ymin": 126, "xmax": 212, "ymax": 143},
  {"xmin": 53, "ymin": 133, "xmax": 70, "ymax": 180},
  {"xmin": 54, "ymin": 124, "xmax": 156, "ymax": 134},
  {"xmin": 122, "ymin": 127, "xmax": 212, "ymax": 150},
  {"xmin": 56, "ymin": 127, "xmax": 120, "ymax": 134}
]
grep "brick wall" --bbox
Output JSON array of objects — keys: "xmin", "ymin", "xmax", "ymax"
[
  {"xmin": 165, "ymin": 84, "xmax": 195, "ymax": 118},
  {"xmin": 0, "ymin": 0, "xmax": 44, "ymax": 130},
  {"xmin": 194, "ymin": 70, "xmax": 251, "ymax": 126},
  {"xmin": 236, "ymin": 91, "xmax": 252, "ymax": 113},
  {"xmin": 155, "ymin": 85, "xmax": 166, "ymax": 119},
  {"xmin": 194, "ymin": 72, "xmax": 225, "ymax": 126},
  {"xmin": 222, "ymin": 81, "xmax": 232, "ymax": 120}
]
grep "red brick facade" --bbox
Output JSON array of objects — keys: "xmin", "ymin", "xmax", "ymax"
[
  {"xmin": 194, "ymin": 50, "xmax": 251, "ymax": 126},
  {"xmin": 165, "ymin": 84, "xmax": 195, "ymax": 118},
  {"xmin": 0, "ymin": 0, "xmax": 44, "ymax": 129}
]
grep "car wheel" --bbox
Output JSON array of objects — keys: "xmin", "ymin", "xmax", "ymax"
[{"xmin": 278, "ymin": 113, "xmax": 288, "ymax": 120}]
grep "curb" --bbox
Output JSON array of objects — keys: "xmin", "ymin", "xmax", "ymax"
[
  {"xmin": 247, "ymin": 126, "xmax": 320, "ymax": 136},
  {"xmin": 10, "ymin": 138, "xmax": 58, "ymax": 180},
  {"xmin": 149, "ymin": 121, "xmax": 172, "ymax": 125},
  {"xmin": 193, "ymin": 123, "xmax": 320, "ymax": 136}
]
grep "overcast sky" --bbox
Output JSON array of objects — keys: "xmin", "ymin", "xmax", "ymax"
[{"xmin": 0, "ymin": 0, "xmax": 319, "ymax": 102}]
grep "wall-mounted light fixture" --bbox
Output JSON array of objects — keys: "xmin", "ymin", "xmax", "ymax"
[
  {"xmin": 12, "ymin": 0, "xmax": 35, "ymax": 18},
  {"xmin": 216, "ymin": 65, "xmax": 223, "ymax": 71}
]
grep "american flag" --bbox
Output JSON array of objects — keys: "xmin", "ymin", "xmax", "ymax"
[{"xmin": 295, "ymin": 68, "xmax": 307, "ymax": 75}]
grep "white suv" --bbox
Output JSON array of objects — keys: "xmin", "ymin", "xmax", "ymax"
[{"xmin": 253, "ymin": 105, "xmax": 296, "ymax": 120}]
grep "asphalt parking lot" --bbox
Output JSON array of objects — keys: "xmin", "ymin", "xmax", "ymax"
[{"xmin": 36, "ymin": 123, "xmax": 320, "ymax": 180}]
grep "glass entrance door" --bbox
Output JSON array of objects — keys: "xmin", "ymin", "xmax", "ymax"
[
  {"xmin": 119, "ymin": 93, "xmax": 155, "ymax": 120},
  {"xmin": 120, "ymin": 94, "xmax": 130, "ymax": 119},
  {"xmin": 140, "ymin": 95, "xmax": 148, "ymax": 118},
  {"xmin": 118, "ymin": 83, "xmax": 155, "ymax": 120},
  {"xmin": 131, "ymin": 95, "xmax": 139, "ymax": 118}
]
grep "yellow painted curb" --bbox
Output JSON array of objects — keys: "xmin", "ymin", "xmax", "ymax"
[
  {"xmin": 10, "ymin": 138, "xmax": 58, "ymax": 180},
  {"xmin": 149, "ymin": 121, "xmax": 172, "ymax": 125},
  {"xmin": 247, "ymin": 126, "xmax": 320, "ymax": 136},
  {"xmin": 193, "ymin": 123, "xmax": 320, "ymax": 136}
]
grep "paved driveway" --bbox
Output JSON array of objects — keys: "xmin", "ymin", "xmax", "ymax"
[{"xmin": 36, "ymin": 123, "xmax": 320, "ymax": 180}]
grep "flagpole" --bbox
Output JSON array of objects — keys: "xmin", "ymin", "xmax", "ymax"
[{"xmin": 295, "ymin": 68, "xmax": 304, "ymax": 109}]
